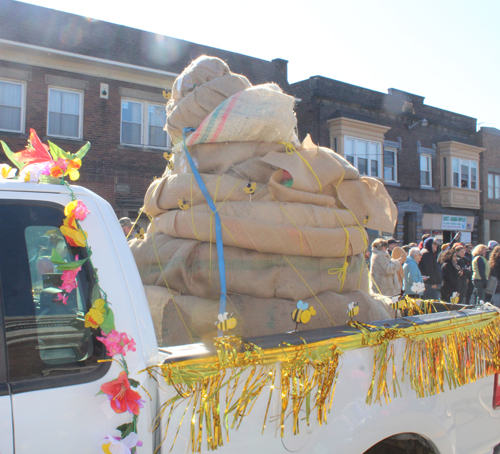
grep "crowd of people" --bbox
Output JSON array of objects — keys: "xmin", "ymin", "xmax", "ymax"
[{"xmin": 368, "ymin": 233, "xmax": 500, "ymax": 306}]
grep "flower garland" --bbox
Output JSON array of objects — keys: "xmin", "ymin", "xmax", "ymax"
[{"xmin": 1, "ymin": 130, "xmax": 143, "ymax": 453}]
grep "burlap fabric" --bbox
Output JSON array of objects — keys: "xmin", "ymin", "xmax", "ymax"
[
  {"xmin": 170, "ymin": 141, "xmax": 287, "ymax": 175},
  {"xmin": 130, "ymin": 233, "xmax": 368, "ymax": 300},
  {"xmin": 170, "ymin": 56, "xmax": 231, "ymax": 103},
  {"xmin": 336, "ymin": 177, "xmax": 398, "ymax": 233},
  {"xmin": 166, "ymin": 74, "xmax": 251, "ymax": 144},
  {"xmin": 151, "ymin": 290, "xmax": 392, "ymax": 347},
  {"xmin": 143, "ymin": 173, "xmax": 272, "ymax": 217},
  {"xmin": 132, "ymin": 56, "xmax": 398, "ymax": 347},
  {"xmin": 153, "ymin": 204, "xmax": 368, "ymax": 257},
  {"xmin": 261, "ymin": 143, "xmax": 358, "ymax": 194},
  {"xmin": 172, "ymin": 84, "xmax": 299, "ymax": 151}
]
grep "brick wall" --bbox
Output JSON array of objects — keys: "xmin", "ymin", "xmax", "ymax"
[{"xmin": 0, "ymin": 59, "xmax": 166, "ymax": 211}]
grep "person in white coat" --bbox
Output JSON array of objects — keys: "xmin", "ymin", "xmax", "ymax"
[{"xmin": 370, "ymin": 238, "xmax": 404, "ymax": 297}]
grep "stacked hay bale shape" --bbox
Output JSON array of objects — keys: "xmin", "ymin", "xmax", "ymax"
[{"xmin": 130, "ymin": 56, "xmax": 398, "ymax": 346}]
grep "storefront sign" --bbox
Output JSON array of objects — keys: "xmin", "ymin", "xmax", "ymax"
[
  {"xmin": 442, "ymin": 215, "xmax": 467, "ymax": 231},
  {"xmin": 460, "ymin": 231, "xmax": 472, "ymax": 243}
]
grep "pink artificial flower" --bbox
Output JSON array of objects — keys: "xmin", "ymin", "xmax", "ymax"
[
  {"xmin": 59, "ymin": 266, "xmax": 81, "ymax": 293},
  {"xmin": 41, "ymin": 162, "xmax": 51, "ymax": 175},
  {"xmin": 55, "ymin": 293, "xmax": 68, "ymax": 305},
  {"xmin": 65, "ymin": 200, "xmax": 90, "ymax": 221},
  {"xmin": 97, "ymin": 330, "xmax": 136, "ymax": 357}
]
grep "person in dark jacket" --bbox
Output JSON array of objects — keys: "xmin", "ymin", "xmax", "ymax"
[
  {"xmin": 418, "ymin": 237, "xmax": 441, "ymax": 300},
  {"xmin": 439, "ymin": 249, "xmax": 462, "ymax": 302},
  {"xmin": 488, "ymin": 245, "xmax": 500, "ymax": 307},
  {"xmin": 464, "ymin": 243, "xmax": 474, "ymax": 303},
  {"xmin": 453, "ymin": 243, "xmax": 471, "ymax": 305}
]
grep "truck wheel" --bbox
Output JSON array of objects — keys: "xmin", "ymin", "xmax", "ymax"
[{"xmin": 364, "ymin": 434, "xmax": 437, "ymax": 454}]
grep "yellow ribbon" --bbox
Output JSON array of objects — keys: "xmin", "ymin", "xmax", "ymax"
[
  {"xmin": 279, "ymin": 142, "xmax": 323, "ymax": 194},
  {"xmin": 328, "ymin": 262, "xmax": 349, "ymax": 292}
]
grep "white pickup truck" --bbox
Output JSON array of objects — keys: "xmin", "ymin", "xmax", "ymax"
[{"xmin": 1, "ymin": 179, "xmax": 500, "ymax": 454}]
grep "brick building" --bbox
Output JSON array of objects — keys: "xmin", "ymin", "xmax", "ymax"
[
  {"xmin": 292, "ymin": 76, "xmax": 485, "ymax": 245},
  {"xmin": 0, "ymin": 0, "xmax": 290, "ymax": 224},
  {"xmin": 478, "ymin": 127, "xmax": 500, "ymax": 242}
]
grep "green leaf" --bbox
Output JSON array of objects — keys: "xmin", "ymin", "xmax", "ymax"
[
  {"xmin": 50, "ymin": 248, "xmax": 65, "ymax": 265},
  {"xmin": 48, "ymin": 140, "xmax": 69, "ymax": 160},
  {"xmin": 51, "ymin": 248, "xmax": 88, "ymax": 269},
  {"xmin": 47, "ymin": 140, "xmax": 90, "ymax": 161},
  {"xmin": 91, "ymin": 284, "xmax": 102, "ymax": 305},
  {"xmin": 1, "ymin": 140, "xmax": 25, "ymax": 170},
  {"xmin": 56, "ymin": 258, "xmax": 88, "ymax": 270},
  {"xmin": 75, "ymin": 141, "xmax": 91, "ymax": 160},
  {"xmin": 129, "ymin": 378, "xmax": 140, "ymax": 388},
  {"xmin": 116, "ymin": 422, "xmax": 134, "ymax": 439},
  {"xmin": 100, "ymin": 307, "xmax": 115, "ymax": 334}
]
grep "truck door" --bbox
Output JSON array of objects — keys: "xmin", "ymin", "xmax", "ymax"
[
  {"xmin": 0, "ymin": 198, "xmax": 111, "ymax": 453},
  {"xmin": 0, "ymin": 296, "xmax": 14, "ymax": 454}
]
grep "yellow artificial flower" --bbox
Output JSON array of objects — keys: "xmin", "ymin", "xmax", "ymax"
[
  {"xmin": 85, "ymin": 299, "xmax": 106, "ymax": 329},
  {"xmin": 60, "ymin": 224, "xmax": 87, "ymax": 247}
]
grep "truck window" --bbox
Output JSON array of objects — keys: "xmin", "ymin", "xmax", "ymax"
[{"xmin": 0, "ymin": 201, "xmax": 105, "ymax": 384}]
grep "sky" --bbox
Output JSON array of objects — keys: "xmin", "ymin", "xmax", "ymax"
[{"xmin": 21, "ymin": 0, "xmax": 500, "ymax": 130}]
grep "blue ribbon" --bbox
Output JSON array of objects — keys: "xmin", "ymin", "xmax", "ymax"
[{"xmin": 181, "ymin": 128, "xmax": 227, "ymax": 316}]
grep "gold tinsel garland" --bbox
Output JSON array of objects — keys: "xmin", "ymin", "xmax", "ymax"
[{"xmin": 146, "ymin": 309, "xmax": 500, "ymax": 453}]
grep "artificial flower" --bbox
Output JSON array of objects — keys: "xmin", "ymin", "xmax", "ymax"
[
  {"xmin": 66, "ymin": 158, "xmax": 81, "ymax": 180},
  {"xmin": 45, "ymin": 158, "xmax": 68, "ymax": 178},
  {"xmin": 55, "ymin": 293, "xmax": 68, "ymax": 305},
  {"xmin": 12, "ymin": 129, "xmax": 51, "ymax": 165},
  {"xmin": 19, "ymin": 162, "xmax": 45, "ymax": 182},
  {"xmin": 85, "ymin": 298, "xmax": 106, "ymax": 328},
  {"xmin": 97, "ymin": 330, "xmax": 136, "ymax": 357},
  {"xmin": 100, "ymin": 371, "xmax": 144, "ymax": 415},
  {"xmin": 0, "ymin": 164, "xmax": 16, "ymax": 179},
  {"xmin": 102, "ymin": 433, "xmax": 142, "ymax": 454},
  {"xmin": 59, "ymin": 267, "xmax": 81, "ymax": 293},
  {"xmin": 60, "ymin": 216, "xmax": 87, "ymax": 247},
  {"xmin": 64, "ymin": 200, "xmax": 89, "ymax": 221}
]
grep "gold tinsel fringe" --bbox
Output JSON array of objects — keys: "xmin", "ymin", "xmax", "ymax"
[{"xmin": 146, "ymin": 309, "xmax": 500, "ymax": 453}]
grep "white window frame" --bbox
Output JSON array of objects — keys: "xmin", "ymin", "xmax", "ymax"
[
  {"xmin": 120, "ymin": 99, "xmax": 169, "ymax": 149},
  {"xmin": 47, "ymin": 87, "xmax": 84, "ymax": 140},
  {"xmin": 344, "ymin": 136, "xmax": 382, "ymax": 178},
  {"xmin": 420, "ymin": 154, "xmax": 432, "ymax": 188},
  {"xmin": 488, "ymin": 173, "xmax": 500, "ymax": 200},
  {"xmin": 452, "ymin": 157, "xmax": 478, "ymax": 190},
  {"xmin": 0, "ymin": 77, "xmax": 26, "ymax": 133},
  {"xmin": 383, "ymin": 147, "xmax": 398, "ymax": 183}
]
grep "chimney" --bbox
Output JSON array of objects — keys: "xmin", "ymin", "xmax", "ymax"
[{"xmin": 272, "ymin": 58, "xmax": 288, "ymax": 81}]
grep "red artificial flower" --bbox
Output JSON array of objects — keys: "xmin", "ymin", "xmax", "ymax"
[
  {"xmin": 100, "ymin": 371, "xmax": 143, "ymax": 416},
  {"xmin": 12, "ymin": 129, "xmax": 51, "ymax": 165}
]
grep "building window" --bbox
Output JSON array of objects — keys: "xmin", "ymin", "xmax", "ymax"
[
  {"xmin": 488, "ymin": 174, "xmax": 500, "ymax": 199},
  {"xmin": 121, "ymin": 100, "xmax": 168, "ymax": 148},
  {"xmin": 47, "ymin": 88, "xmax": 83, "ymax": 139},
  {"xmin": 383, "ymin": 147, "xmax": 397, "ymax": 183},
  {"xmin": 420, "ymin": 154, "xmax": 432, "ymax": 187},
  {"xmin": 344, "ymin": 136, "xmax": 381, "ymax": 177},
  {"xmin": 0, "ymin": 79, "xmax": 25, "ymax": 133},
  {"xmin": 452, "ymin": 158, "xmax": 477, "ymax": 189}
]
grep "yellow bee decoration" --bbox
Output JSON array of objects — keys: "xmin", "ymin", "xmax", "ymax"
[
  {"xmin": 347, "ymin": 302, "xmax": 359, "ymax": 319},
  {"xmin": 216, "ymin": 312, "xmax": 237, "ymax": 332},
  {"xmin": 163, "ymin": 151, "xmax": 173, "ymax": 161},
  {"xmin": 134, "ymin": 228, "xmax": 145, "ymax": 240},
  {"xmin": 167, "ymin": 160, "xmax": 174, "ymax": 171},
  {"xmin": 178, "ymin": 198, "xmax": 190, "ymax": 210},
  {"xmin": 291, "ymin": 300, "xmax": 316, "ymax": 325},
  {"xmin": 162, "ymin": 90, "xmax": 171, "ymax": 101},
  {"xmin": 244, "ymin": 182, "xmax": 257, "ymax": 194}
]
